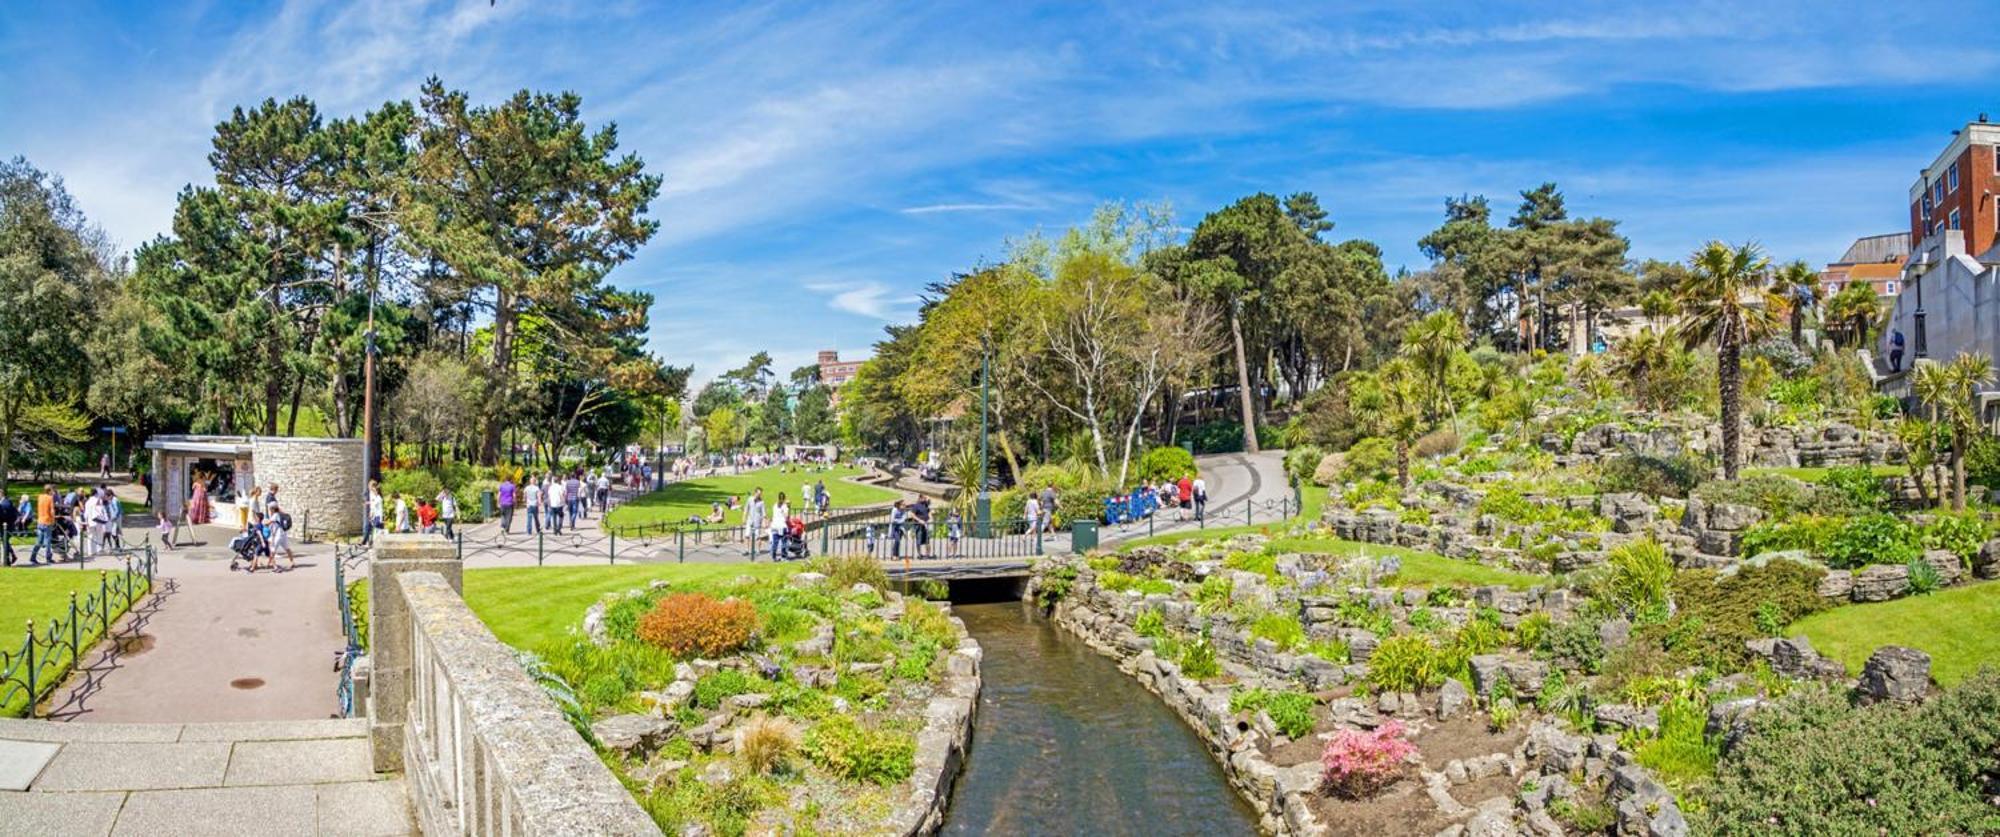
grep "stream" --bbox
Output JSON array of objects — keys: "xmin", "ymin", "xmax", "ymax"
[{"xmin": 940, "ymin": 600, "xmax": 1259, "ymax": 836}]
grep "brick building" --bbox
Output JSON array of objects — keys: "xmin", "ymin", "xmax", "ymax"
[
  {"xmin": 1882, "ymin": 118, "xmax": 2000, "ymax": 400},
  {"xmin": 816, "ymin": 350, "xmax": 865, "ymax": 389},
  {"xmin": 1821, "ymin": 232, "xmax": 1908, "ymax": 300}
]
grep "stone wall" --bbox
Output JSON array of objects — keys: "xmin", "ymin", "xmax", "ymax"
[{"xmin": 252, "ymin": 437, "xmax": 365, "ymax": 535}]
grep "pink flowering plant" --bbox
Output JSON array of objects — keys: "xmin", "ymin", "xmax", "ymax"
[{"xmin": 1321, "ymin": 720, "xmax": 1417, "ymax": 798}]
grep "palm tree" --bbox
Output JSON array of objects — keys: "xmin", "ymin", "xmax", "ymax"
[
  {"xmin": 1821, "ymin": 282, "xmax": 1881, "ymax": 350},
  {"xmin": 1770, "ymin": 260, "xmax": 1820, "ymax": 348},
  {"xmin": 1912, "ymin": 352, "xmax": 1994, "ymax": 510},
  {"xmin": 1673, "ymin": 241, "xmax": 1782, "ymax": 480},
  {"xmin": 1402, "ymin": 310, "xmax": 1467, "ymax": 425},
  {"xmin": 1355, "ymin": 358, "xmax": 1428, "ymax": 491}
]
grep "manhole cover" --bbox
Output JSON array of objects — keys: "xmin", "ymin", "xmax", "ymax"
[
  {"xmin": 115, "ymin": 634, "xmax": 155, "ymax": 655},
  {"xmin": 230, "ymin": 677, "xmax": 265, "ymax": 690}
]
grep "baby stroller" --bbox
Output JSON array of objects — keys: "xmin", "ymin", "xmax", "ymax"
[
  {"xmin": 48, "ymin": 518, "xmax": 77, "ymax": 561},
  {"xmin": 227, "ymin": 528, "xmax": 267, "ymax": 570},
  {"xmin": 778, "ymin": 516, "xmax": 810, "ymax": 561}
]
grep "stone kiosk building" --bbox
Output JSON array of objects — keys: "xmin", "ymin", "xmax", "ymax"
[{"xmin": 146, "ymin": 435, "xmax": 366, "ymax": 535}]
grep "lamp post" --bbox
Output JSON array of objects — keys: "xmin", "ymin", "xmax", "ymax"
[{"xmin": 974, "ymin": 349, "xmax": 992, "ymax": 538}]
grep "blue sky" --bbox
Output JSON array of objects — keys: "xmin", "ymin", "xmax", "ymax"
[{"xmin": 3, "ymin": 1, "xmax": 1995, "ymax": 381}]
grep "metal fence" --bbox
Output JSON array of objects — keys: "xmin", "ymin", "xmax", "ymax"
[
  {"xmin": 333, "ymin": 542, "xmax": 368, "ymax": 718},
  {"xmin": 0, "ymin": 544, "xmax": 157, "ymax": 718}
]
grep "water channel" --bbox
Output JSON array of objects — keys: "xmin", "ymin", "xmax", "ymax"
[{"xmin": 940, "ymin": 600, "xmax": 1259, "ymax": 836}]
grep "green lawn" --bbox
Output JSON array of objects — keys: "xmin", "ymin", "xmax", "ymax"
[
  {"xmin": 602, "ymin": 465, "xmax": 898, "ymax": 535},
  {"xmin": 1790, "ymin": 579, "xmax": 2000, "ymax": 687},
  {"xmin": 463, "ymin": 563, "xmax": 795, "ymax": 649},
  {"xmin": 1265, "ymin": 534, "xmax": 1549, "ymax": 589},
  {"xmin": 0, "ymin": 566, "xmax": 151, "ymax": 716}
]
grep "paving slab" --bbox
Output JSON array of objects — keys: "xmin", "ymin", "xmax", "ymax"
[
  {"xmin": 0, "ymin": 719, "xmax": 183, "ymax": 742},
  {"xmin": 0, "ymin": 789, "xmax": 125, "ymax": 836},
  {"xmin": 33, "ymin": 741, "xmax": 230, "ymax": 791},
  {"xmin": 223, "ymin": 738, "xmax": 375, "ymax": 787},
  {"xmin": 0, "ymin": 739, "xmax": 60, "ymax": 790},
  {"xmin": 315, "ymin": 779, "xmax": 418, "ymax": 836},
  {"xmin": 112, "ymin": 784, "xmax": 316, "ymax": 836},
  {"xmin": 178, "ymin": 718, "xmax": 367, "ymax": 743}
]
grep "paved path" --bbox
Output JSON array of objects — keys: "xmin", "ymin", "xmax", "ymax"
[{"xmin": 0, "ymin": 717, "xmax": 412, "ymax": 836}]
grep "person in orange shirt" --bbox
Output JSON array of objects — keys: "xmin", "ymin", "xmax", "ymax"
[
  {"xmin": 416, "ymin": 500, "xmax": 439, "ymax": 534},
  {"xmin": 30, "ymin": 484, "xmax": 57, "ymax": 565}
]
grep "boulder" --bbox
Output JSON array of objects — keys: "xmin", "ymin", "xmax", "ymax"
[
  {"xmin": 1746, "ymin": 635, "xmax": 1840, "ymax": 679},
  {"xmin": 1856, "ymin": 645, "xmax": 1932, "ymax": 705},
  {"xmin": 1976, "ymin": 538, "xmax": 2000, "ymax": 580},
  {"xmin": 794, "ymin": 623, "xmax": 836, "ymax": 657},
  {"xmin": 1921, "ymin": 549, "xmax": 1964, "ymax": 586},
  {"xmin": 1592, "ymin": 703, "xmax": 1660, "ymax": 734},
  {"xmin": 1851, "ymin": 564, "xmax": 1909, "ymax": 603},
  {"xmin": 592, "ymin": 714, "xmax": 675, "ymax": 758},
  {"xmin": 1499, "ymin": 660, "xmax": 1550, "ymax": 694},
  {"xmin": 1816, "ymin": 569, "xmax": 1854, "ymax": 600},
  {"xmin": 1706, "ymin": 502, "xmax": 1764, "ymax": 532},
  {"xmin": 1706, "ymin": 696, "xmax": 1764, "ymax": 754},
  {"xmin": 1597, "ymin": 617, "xmax": 1632, "ymax": 652},
  {"xmin": 1435, "ymin": 678, "xmax": 1472, "ymax": 720},
  {"xmin": 788, "ymin": 571, "xmax": 828, "ymax": 587},
  {"xmin": 1469, "ymin": 655, "xmax": 1509, "ymax": 697},
  {"xmin": 722, "ymin": 693, "xmax": 771, "ymax": 713}
]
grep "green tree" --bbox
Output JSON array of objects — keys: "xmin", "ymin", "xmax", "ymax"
[
  {"xmin": 1351, "ymin": 358, "xmax": 1428, "ymax": 490},
  {"xmin": 1401, "ymin": 310, "xmax": 1467, "ymax": 424},
  {"xmin": 704, "ymin": 406, "xmax": 745, "ymax": 454},
  {"xmin": 1674, "ymin": 241, "xmax": 1782, "ymax": 480},
  {"xmin": 1912, "ymin": 352, "xmax": 1993, "ymax": 511},
  {"xmin": 404, "ymin": 78, "xmax": 661, "ymax": 464},
  {"xmin": 1174, "ymin": 193, "xmax": 1302, "ymax": 452},
  {"xmin": 1771, "ymin": 260, "xmax": 1821, "ymax": 348},
  {"xmin": 792, "ymin": 384, "xmax": 837, "ymax": 445},
  {"xmin": 1822, "ymin": 281, "xmax": 1881, "ymax": 349}
]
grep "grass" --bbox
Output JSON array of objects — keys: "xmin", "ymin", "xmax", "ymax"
[
  {"xmin": 602, "ymin": 465, "xmax": 898, "ymax": 535},
  {"xmin": 1117, "ymin": 483, "xmax": 1327, "ymax": 549},
  {"xmin": 1266, "ymin": 535, "xmax": 1549, "ymax": 589},
  {"xmin": 463, "ymin": 564, "xmax": 794, "ymax": 649},
  {"xmin": 1789, "ymin": 579, "xmax": 2000, "ymax": 687},
  {"xmin": 0, "ymin": 566, "xmax": 152, "ymax": 716}
]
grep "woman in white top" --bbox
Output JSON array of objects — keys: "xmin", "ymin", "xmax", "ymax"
[
  {"xmin": 769, "ymin": 494, "xmax": 790, "ymax": 561},
  {"xmin": 436, "ymin": 489, "xmax": 457, "ymax": 539},
  {"xmin": 393, "ymin": 495, "xmax": 410, "ymax": 533}
]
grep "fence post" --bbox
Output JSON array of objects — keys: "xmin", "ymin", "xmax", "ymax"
[
  {"xmin": 537, "ymin": 531, "xmax": 545, "ymax": 566},
  {"xmin": 124, "ymin": 555, "xmax": 133, "ymax": 602},
  {"xmin": 677, "ymin": 529, "xmax": 685, "ymax": 563},
  {"xmin": 99, "ymin": 571, "xmax": 109, "ymax": 636},
  {"xmin": 1035, "ymin": 524, "xmax": 1043, "ymax": 555},
  {"xmin": 1245, "ymin": 501, "xmax": 1252, "ymax": 527},
  {"xmin": 25, "ymin": 620, "xmax": 36, "ymax": 719},
  {"xmin": 68, "ymin": 591, "xmax": 78, "ymax": 665},
  {"xmin": 821, "ymin": 523, "xmax": 829, "ymax": 556}
]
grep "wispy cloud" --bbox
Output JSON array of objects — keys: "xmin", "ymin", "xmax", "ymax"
[
  {"xmin": 900, "ymin": 202, "xmax": 1039, "ymax": 215},
  {"xmin": 805, "ymin": 281, "xmax": 910, "ymax": 321}
]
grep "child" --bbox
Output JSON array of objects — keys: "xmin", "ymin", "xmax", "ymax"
[
  {"xmin": 416, "ymin": 499, "xmax": 438, "ymax": 534},
  {"xmin": 947, "ymin": 508, "xmax": 963, "ymax": 558}
]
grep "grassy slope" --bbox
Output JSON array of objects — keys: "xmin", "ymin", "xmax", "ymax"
[
  {"xmin": 602, "ymin": 465, "xmax": 898, "ymax": 534},
  {"xmin": 1789, "ymin": 579, "xmax": 2000, "ymax": 687},
  {"xmin": 1265, "ymin": 535, "xmax": 1548, "ymax": 590},
  {"xmin": 0, "ymin": 567, "xmax": 149, "ymax": 715},
  {"xmin": 462, "ymin": 563, "xmax": 794, "ymax": 650}
]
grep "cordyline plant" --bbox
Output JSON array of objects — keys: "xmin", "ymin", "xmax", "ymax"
[{"xmin": 1322, "ymin": 720, "xmax": 1417, "ymax": 798}]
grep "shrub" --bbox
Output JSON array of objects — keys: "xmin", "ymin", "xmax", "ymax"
[
  {"xmin": 1540, "ymin": 616, "xmax": 1606, "ymax": 674},
  {"xmin": 1922, "ymin": 512, "xmax": 1988, "ymax": 560},
  {"xmin": 902, "ymin": 599, "xmax": 957, "ymax": 647},
  {"xmin": 1825, "ymin": 513, "xmax": 1921, "ymax": 569},
  {"xmin": 803, "ymin": 715, "xmax": 916, "ymax": 785},
  {"xmin": 1698, "ymin": 674, "xmax": 2000, "ymax": 834},
  {"xmin": 1694, "ymin": 475, "xmax": 1814, "ymax": 517},
  {"xmin": 1250, "ymin": 611, "xmax": 1307, "ymax": 652},
  {"xmin": 1906, "ymin": 559, "xmax": 1944, "ymax": 595},
  {"xmin": 1179, "ymin": 635, "xmax": 1220, "ymax": 679},
  {"xmin": 1341, "ymin": 437, "xmax": 1397, "ymax": 483},
  {"xmin": 1631, "ymin": 693, "xmax": 1720, "ymax": 788},
  {"xmin": 637, "ymin": 593, "xmax": 758, "ymax": 657},
  {"xmin": 914, "ymin": 579, "xmax": 950, "ymax": 600},
  {"xmin": 1819, "ymin": 465, "xmax": 1888, "ymax": 508},
  {"xmin": 1596, "ymin": 453, "xmax": 1707, "ymax": 498},
  {"xmin": 602, "ymin": 591, "xmax": 661, "ymax": 644},
  {"xmin": 734, "ymin": 715, "xmax": 800, "ymax": 775},
  {"xmin": 1037, "ymin": 564, "xmax": 1078, "ymax": 608},
  {"xmin": 1282, "ymin": 445, "xmax": 1324, "ymax": 485},
  {"xmin": 1740, "ymin": 514, "xmax": 1842, "ymax": 559},
  {"xmin": 1321, "ymin": 720, "xmax": 1417, "ymax": 798},
  {"xmin": 1365, "ymin": 634, "xmax": 1445, "ymax": 693},
  {"xmin": 1134, "ymin": 609, "xmax": 1166, "ymax": 638},
  {"xmin": 1224, "ymin": 550, "xmax": 1278, "ymax": 576},
  {"xmin": 1266, "ymin": 691, "xmax": 1317, "ymax": 739},
  {"xmin": 692, "ymin": 669, "xmax": 755, "ymax": 709},
  {"xmin": 1669, "ymin": 560, "xmax": 1828, "ymax": 668},
  {"xmin": 893, "ymin": 640, "xmax": 939, "ymax": 681},
  {"xmin": 1411, "ymin": 429, "xmax": 1461, "ymax": 459},
  {"xmin": 809, "ymin": 554, "xmax": 889, "ymax": 590},
  {"xmin": 1137, "ymin": 445, "xmax": 1198, "ymax": 483},
  {"xmin": 379, "ymin": 468, "xmax": 443, "ymax": 508},
  {"xmin": 1603, "ymin": 539, "xmax": 1674, "ymax": 622}
]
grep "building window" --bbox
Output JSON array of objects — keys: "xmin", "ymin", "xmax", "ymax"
[
  {"xmin": 1885, "ymin": 281, "xmax": 1898, "ymax": 294},
  {"xmin": 1936, "ymin": 180, "xmax": 1946, "ymax": 202},
  {"xmin": 1951, "ymin": 209, "xmax": 1963, "ymax": 230},
  {"xmin": 1949, "ymin": 162, "xmax": 1961, "ymax": 191}
]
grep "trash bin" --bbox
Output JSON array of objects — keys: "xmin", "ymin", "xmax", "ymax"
[
  {"xmin": 481, "ymin": 490, "xmax": 496, "ymax": 520},
  {"xmin": 1070, "ymin": 520, "xmax": 1098, "ymax": 552}
]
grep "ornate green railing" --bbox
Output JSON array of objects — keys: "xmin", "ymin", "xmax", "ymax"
[{"xmin": 0, "ymin": 544, "xmax": 157, "ymax": 718}]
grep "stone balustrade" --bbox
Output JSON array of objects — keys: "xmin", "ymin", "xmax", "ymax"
[{"xmin": 367, "ymin": 534, "xmax": 658, "ymax": 835}]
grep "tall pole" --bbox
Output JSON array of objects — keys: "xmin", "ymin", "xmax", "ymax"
[
  {"xmin": 362, "ymin": 282, "xmax": 380, "ymax": 490},
  {"xmin": 974, "ymin": 349, "xmax": 992, "ymax": 538}
]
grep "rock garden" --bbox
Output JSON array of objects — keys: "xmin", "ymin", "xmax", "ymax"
[{"xmin": 524, "ymin": 558, "xmax": 980, "ymax": 835}]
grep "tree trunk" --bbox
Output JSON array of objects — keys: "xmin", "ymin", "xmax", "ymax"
[
  {"xmin": 1953, "ymin": 429, "xmax": 1968, "ymax": 511},
  {"xmin": 285, "ymin": 373, "xmax": 304, "ymax": 437},
  {"xmin": 1395, "ymin": 437, "xmax": 1410, "ymax": 490},
  {"xmin": 480, "ymin": 290, "xmax": 516, "ymax": 465},
  {"xmin": 1719, "ymin": 326, "xmax": 1742, "ymax": 480},
  {"xmin": 1229, "ymin": 308, "xmax": 1259, "ymax": 453}
]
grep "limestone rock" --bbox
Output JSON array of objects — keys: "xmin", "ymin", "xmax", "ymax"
[
  {"xmin": 1435, "ymin": 678, "xmax": 1471, "ymax": 720},
  {"xmin": 1592, "ymin": 703, "xmax": 1659, "ymax": 734},
  {"xmin": 788, "ymin": 571, "xmax": 828, "ymax": 587},
  {"xmin": 1856, "ymin": 645, "xmax": 1931, "ymax": 705},
  {"xmin": 592, "ymin": 714, "xmax": 675, "ymax": 758},
  {"xmin": 722, "ymin": 693, "xmax": 771, "ymax": 713},
  {"xmin": 1921, "ymin": 549, "xmax": 1964, "ymax": 586},
  {"xmin": 1975, "ymin": 539, "xmax": 2000, "ymax": 579},
  {"xmin": 1598, "ymin": 617, "xmax": 1632, "ymax": 652},
  {"xmin": 1705, "ymin": 502, "xmax": 1764, "ymax": 532},
  {"xmin": 1816, "ymin": 569, "xmax": 1853, "ymax": 600},
  {"xmin": 1851, "ymin": 564, "xmax": 1909, "ymax": 602}
]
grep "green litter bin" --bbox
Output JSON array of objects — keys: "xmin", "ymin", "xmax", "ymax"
[
  {"xmin": 481, "ymin": 490, "xmax": 496, "ymax": 520},
  {"xmin": 1070, "ymin": 520, "xmax": 1098, "ymax": 552}
]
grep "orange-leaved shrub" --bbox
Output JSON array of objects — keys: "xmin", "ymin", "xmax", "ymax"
[{"xmin": 636, "ymin": 592, "xmax": 757, "ymax": 657}]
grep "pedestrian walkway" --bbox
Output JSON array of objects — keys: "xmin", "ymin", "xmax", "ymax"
[{"xmin": 0, "ymin": 717, "xmax": 412, "ymax": 836}]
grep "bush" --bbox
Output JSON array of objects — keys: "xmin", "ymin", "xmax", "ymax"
[
  {"xmin": 379, "ymin": 468, "xmax": 443, "ymax": 507},
  {"xmin": 1819, "ymin": 466, "xmax": 1888, "ymax": 508},
  {"xmin": 808, "ymin": 554, "xmax": 889, "ymax": 590},
  {"xmin": 1134, "ymin": 609, "xmax": 1166, "ymax": 638},
  {"xmin": 803, "ymin": 715, "xmax": 916, "ymax": 785},
  {"xmin": 1411, "ymin": 429, "xmax": 1460, "ymax": 459},
  {"xmin": 1740, "ymin": 514, "xmax": 1842, "ymax": 559},
  {"xmin": 693, "ymin": 669, "xmax": 755, "ymax": 709},
  {"xmin": 1698, "ymin": 674, "xmax": 2000, "ymax": 834},
  {"xmin": 1922, "ymin": 512, "xmax": 1988, "ymax": 560},
  {"xmin": 1322, "ymin": 720, "xmax": 1416, "ymax": 798},
  {"xmin": 1669, "ymin": 559, "xmax": 1829, "ymax": 668},
  {"xmin": 1137, "ymin": 445, "xmax": 1198, "ymax": 483},
  {"xmin": 1341, "ymin": 437, "xmax": 1396, "ymax": 483},
  {"xmin": 1603, "ymin": 539, "xmax": 1674, "ymax": 622},
  {"xmin": 1232, "ymin": 687, "xmax": 1317, "ymax": 739},
  {"xmin": 1825, "ymin": 513, "xmax": 1921, "ymax": 569},
  {"xmin": 1540, "ymin": 616, "xmax": 1606, "ymax": 674},
  {"xmin": 1694, "ymin": 474, "xmax": 1815, "ymax": 517},
  {"xmin": 1250, "ymin": 611, "xmax": 1306, "ymax": 652},
  {"xmin": 1596, "ymin": 453, "xmax": 1707, "ymax": 498},
  {"xmin": 902, "ymin": 599, "xmax": 957, "ymax": 647},
  {"xmin": 1282, "ymin": 445, "xmax": 1324, "ymax": 485},
  {"xmin": 601, "ymin": 591, "xmax": 661, "ymax": 644},
  {"xmin": 637, "ymin": 593, "xmax": 758, "ymax": 657},
  {"xmin": 1179, "ymin": 635, "xmax": 1220, "ymax": 679},
  {"xmin": 733, "ymin": 715, "xmax": 800, "ymax": 775},
  {"xmin": 1364, "ymin": 634, "xmax": 1445, "ymax": 693}
]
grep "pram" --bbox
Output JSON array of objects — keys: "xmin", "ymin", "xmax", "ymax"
[
  {"xmin": 778, "ymin": 516, "xmax": 810, "ymax": 561},
  {"xmin": 227, "ymin": 528, "xmax": 268, "ymax": 570}
]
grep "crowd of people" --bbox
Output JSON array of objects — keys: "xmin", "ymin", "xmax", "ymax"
[
  {"xmin": 0, "ymin": 484, "xmax": 127, "ymax": 566},
  {"xmin": 487, "ymin": 468, "xmax": 615, "ymax": 538},
  {"xmin": 1102, "ymin": 473, "xmax": 1207, "ymax": 528}
]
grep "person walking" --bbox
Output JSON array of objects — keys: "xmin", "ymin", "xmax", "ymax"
[
  {"xmin": 888, "ymin": 500, "xmax": 907, "ymax": 560},
  {"xmin": 394, "ymin": 494, "xmax": 411, "ymax": 534},
  {"xmin": 547, "ymin": 476, "xmax": 566, "ymax": 535},
  {"xmin": 746, "ymin": 489, "xmax": 766, "ymax": 552},
  {"xmin": 99, "ymin": 452, "xmax": 110, "ymax": 480},
  {"xmin": 364, "ymin": 481, "xmax": 385, "ymax": 545},
  {"xmin": 564, "ymin": 473, "xmax": 582, "ymax": 525},
  {"xmin": 1176, "ymin": 474, "xmax": 1193, "ymax": 521},
  {"xmin": 497, "ymin": 475, "xmax": 516, "ymax": 534},
  {"xmin": 946, "ymin": 507, "xmax": 962, "ymax": 558},
  {"xmin": 1023, "ymin": 492, "xmax": 1041, "ymax": 541},
  {"xmin": 769, "ymin": 492, "xmax": 790, "ymax": 561},
  {"xmin": 524, "ymin": 478, "xmax": 543, "ymax": 535},
  {"xmin": 0, "ymin": 492, "xmax": 17, "ymax": 567},
  {"xmin": 29, "ymin": 485, "xmax": 56, "ymax": 565},
  {"xmin": 268, "ymin": 502, "xmax": 296, "ymax": 571},
  {"xmin": 596, "ymin": 471, "xmax": 611, "ymax": 512},
  {"xmin": 81, "ymin": 489, "xmax": 108, "ymax": 559},
  {"xmin": 1039, "ymin": 484, "xmax": 1059, "ymax": 534},
  {"xmin": 911, "ymin": 497, "xmax": 933, "ymax": 558},
  {"xmin": 1192, "ymin": 474, "xmax": 1208, "ymax": 521},
  {"xmin": 437, "ymin": 489, "xmax": 457, "ymax": 540},
  {"xmin": 104, "ymin": 487, "xmax": 124, "ymax": 550}
]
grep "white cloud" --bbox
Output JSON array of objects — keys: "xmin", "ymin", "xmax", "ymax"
[
  {"xmin": 900, "ymin": 202, "xmax": 1039, "ymax": 215},
  {"xmin": 805, "ymin": 281, "xmax": 910, "ymax": 321}
]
